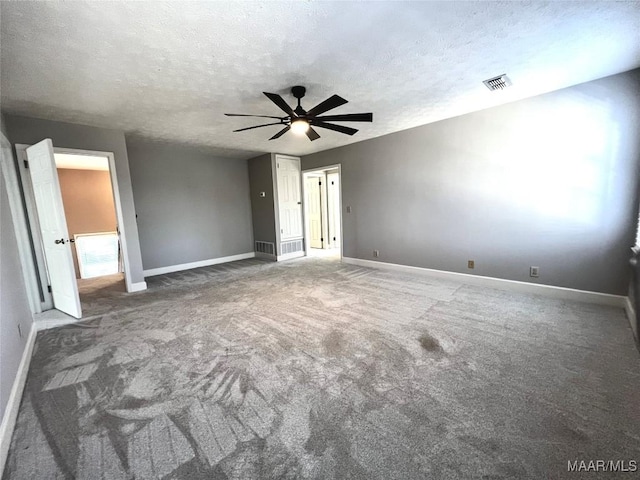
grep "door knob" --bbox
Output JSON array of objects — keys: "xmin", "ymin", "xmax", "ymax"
[
  {"xmin": 54, "ymin": 238, "xmax": 64, "ymax": 244},
  {"xmin": 67, "ymin": 239, "xmax": 75, "ymax": 243}
]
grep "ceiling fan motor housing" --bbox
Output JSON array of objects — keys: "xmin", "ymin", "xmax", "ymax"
[
  {"xmin": 291, "ymin": 86, "xmax": 306, "ymax": 99},
  {"xmin": 291, "ymin": 86, "xmax": 307, "ymax": 116}
]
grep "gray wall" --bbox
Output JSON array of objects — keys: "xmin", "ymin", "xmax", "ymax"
[
  {"xmin": 126, "ymin": 138, "xmax": 254, "ymax": 271},
  {"xmin": 2, "ymin": 115, "xmax": 145, "ymax": 285},
  {"xmin": 303, "ymin": 70, "xmax": 640, "ymax": 295},
  {"xmin": 0, "ymin": 118, "xmax": 32, "ymax": 427},
  {"xmin": 248, "ymin": 153, "xmax": 277, "ymax": 247}
]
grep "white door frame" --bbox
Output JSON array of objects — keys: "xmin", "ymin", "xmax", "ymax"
[
  {"xmin": 304, "ymin": 172, "xmax": 326, "ymax": 249},
  {"xmin": 15, "ymin": 144, "xmax": 136, "ymax": 312},
  {"xmin": 0, "ymin": 134, "xmax": 42, "ymax": 314},
  {"xmin": 273, "ymin": 154, "xmax": 305, "ymax": 260},
  {"xmin": 302, "ymin": 164, "xmax": 343, "ymax": 259}
]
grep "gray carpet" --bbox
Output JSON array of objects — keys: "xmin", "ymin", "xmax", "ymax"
[{"xmin": 3, "ymin": 257, "xmax": 640, "ymax": 479}]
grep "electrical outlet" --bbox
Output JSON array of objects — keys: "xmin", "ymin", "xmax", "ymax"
[
  {"xmin": 468, "ymin": 260, "xmax": 475, "ymax": 269},
  {"xmin": 373, "ymin": 250, "xmax": 379, "ymax": 258},
  {"xmin": 346, "ymin": 206, "xmax": 352, "ymax": 213},
  {"xmin": 530, "ymin": 266, "xmax": 539, "ymax": 277}
]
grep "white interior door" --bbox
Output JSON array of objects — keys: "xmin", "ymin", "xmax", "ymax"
[
  {"xmin": 26, "ymin": 139, "xmax": 82, "ymax": 318},
  {"xmin": 277, "ymin": 157, "xmax": 303, "ymax": 239},
  {"xmin": 327, "ymin": 172, "xmax": 341, "ymax": 249},
  {"xmin": 305, "ymin": 176, "xmax": 323, "ymax": 248}
]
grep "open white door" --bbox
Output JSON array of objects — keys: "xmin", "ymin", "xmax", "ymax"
[
  {"xmin": 305, "ymin": 176, "xmax": 323, "ymax": 248},
  {"xmin": 26, "ymin": 139, "xmax": 82, "ymax": 318}
]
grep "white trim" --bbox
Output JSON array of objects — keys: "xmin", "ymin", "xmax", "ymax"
[
  {"xmin": 143, "ymin": 252, "xmax": 255, "ymax": 277},
  {"xmin": 53, "ymin": 147, "xmax": 136, "ymax": 294},
  {"xmin": 342, "ymin": 257, "xmax": 627, "ymax": 307},
  {"xmin": 301, "ymin": 163, "xmax": 343, "ymax": 260},
  {"xmin": 15, "ymin": 144, "xmax": 139, "ymax": 310},
  {"xmin": 271, "ymin": 154, "xmax": 281, "ymax": 251},
  {"xmin": 625, "ymin": 297, "xmax": 638, "ymax": 342},
  {"xmin": 129, "ymin": 281, "xmax": 148, "ymax": 292},
  {"xmin": 0, "ymin": 324, "xmax": 37, "ymax": 472},
  {"xmin": 273, "ymin": 154, "xmax": 303, "ymax": 257},
  {"xmin": 0, "ymin": 136, "xmax": 42, "ymax": 314},
  {"xmin": 255, "ymin": 252, "xmax": 276, "ymax": 260},
  {"xmin": 277, "ymin": 251, "xmax": 305, "ymax": 261},
  {"xmin": 15, "ymin": 145, "xmax": 53, "ymax": 310}
]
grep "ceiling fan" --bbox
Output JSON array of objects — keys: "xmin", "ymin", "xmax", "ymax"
[{"xmin": 225, "ymin": 86, "xmax": 373, "ymax": 141}]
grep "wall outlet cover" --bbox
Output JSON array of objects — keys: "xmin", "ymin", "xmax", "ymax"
[
  {"xmin": 468, "ymin": 260, "xmax": 475, "ymax": 269},
  {"xmin": 530, "ymin": 266, "xmax": 539, "ymax": 277},
  {"xmin": 373, "ymin": 250, "xmax": 379, "ymax": 257}
]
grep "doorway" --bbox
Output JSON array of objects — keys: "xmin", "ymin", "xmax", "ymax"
[
  {"xmin": 56, "ymin": 153, "xmax": 125, "ymax": 306},
  {"xmin": 15, "ymin": 142, "xmax": 131, "ymax": 319},
  {"xmin": 302, "ymin": 165, "xmax": 342, "ymax": 259}
]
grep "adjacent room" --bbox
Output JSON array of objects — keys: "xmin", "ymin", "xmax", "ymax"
[{"xmin": 1, "ymin": 1, "xmax": 640, "ymax": 479}]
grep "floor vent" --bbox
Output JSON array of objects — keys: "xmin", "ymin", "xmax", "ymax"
[
  {"xmin": 280, "ymin": 239, "xmax": 304, "ymax": 255},
  {"xmin": 255, "ymin": 241, "xmax": 275, "ymax": 256}
]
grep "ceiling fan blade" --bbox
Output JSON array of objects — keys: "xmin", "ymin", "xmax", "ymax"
[
  {"xmin": 269, "ymin": 126, "xmax": 291, "ymax": 140},
  {"xmin": 306, "ymin": 127, "xmax": 320, "ymax": 141},
  {"xmin": 306, "ymin": 94, "xmax": 348, "ymax": 117},
  {"xmin": 312, "ymin": 121, "xmax": 358, "ymax": 136},
  {"xmin": 313, "ymin": 113, "xmax": 372, "ymax": 122},
  {"xmin": 263, "ymin": 92, "xmax": 295, "ymax": 116},
  {"xmin": 225, "ymin": 113, "xmax": 284, "ymax": 120},
  {"xmin": 233, "ymin": 122, "xmax": 283, "ymax": 132}
]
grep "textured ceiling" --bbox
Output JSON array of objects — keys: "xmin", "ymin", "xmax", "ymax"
[{"xmin": 2, "ymin": 1, "xmax": 640, "ymax": 160}]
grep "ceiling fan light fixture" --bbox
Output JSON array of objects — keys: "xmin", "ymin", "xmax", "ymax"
[{"xmin": 291, "ymin": 119, "xmax": 310, "ymax": 135}]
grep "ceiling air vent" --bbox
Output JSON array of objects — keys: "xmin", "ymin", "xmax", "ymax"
[{"xmin": 483, "ymin": 74, "xmax": 511, "ymax": 91}]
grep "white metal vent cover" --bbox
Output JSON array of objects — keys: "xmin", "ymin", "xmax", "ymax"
[
  {"xmin": 255, "ymin": 240, "xmax": 275, "ymax": 256},
  {"xmin": 483, "ymin": 74, "xmax": 512, "ymax": 91},
  {"xmin": 280, "ymin": 239, "xmax": 304, "ymax": 255}
]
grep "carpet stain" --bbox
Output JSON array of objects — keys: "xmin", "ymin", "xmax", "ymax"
[
  {"xmin": 418, "ymin": 333, "xmax": 443, "ymax": 353},
  {"xmin": 323, "ymin": 330, "xmax": 345, "ymax": 356}
]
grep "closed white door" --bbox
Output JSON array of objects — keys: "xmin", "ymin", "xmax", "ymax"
[
  {"xmin": 327, "ymin": 172, "xmax": 341, "ymax": 249},
  {"xmin": 26, "ymin": 139, "xmax": 82, "ymax": 318},
  {"xmin": 305, "ymin": 176, "xmax": 323, "ymax": 248},
  {"xmin": 276, "ymin": 157, "xmax": 303, "ymax": 240}
]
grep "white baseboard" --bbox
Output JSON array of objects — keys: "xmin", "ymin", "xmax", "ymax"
[
  {"xmin": 128, "ymin": 281, "xmax": 147, "ymax": 293},
  {"xmin": 277, "ymin": 252, "xmax": 305, "ymax": 261},
  {"xmin": 625, "ymin": 297, "xmax": 638, "ymax": 342},
  {"xmin": 342, "ymin": 257, "xmax": 627, "ymax": 308},
  {"xmin": 33, "ymin": 309, "xmax": 79, "ymax": 330},
  {"xmin": 255, "ymin": 252, "xmax": 276, "ymax": 261},
  {"xmin": 0, "ymin": 323, "xmax": 36, "ymax": 472},
  {"xmin": 143, "ymin": 252, "xmax": 255, "ymax": 277}
]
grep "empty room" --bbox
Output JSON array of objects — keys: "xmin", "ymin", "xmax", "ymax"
[{"xmin": 1, "ymin": 1, "xmax": 640, "ymax": 479}]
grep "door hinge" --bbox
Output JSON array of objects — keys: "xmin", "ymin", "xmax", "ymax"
[
  {"xmin": 23, "ymin": 160, "xmax": 29, "ymax": 169},
  {"xmin": 333, "ymin": 236, "xmax": 336, "ymax": 241},
  {"xmin": 320, "ymin": 237, "xmax": 324, "ymax": 241},
  {"xmin": 47, "ymin": 285, "xmax": 52, "ymax": 293},
  {"xmin": 319, "ymin": 181, "xmax": 322, "ymax": 185},
  {"xmin": 331, "ymin": 181, "xmax": 334, "ymax": 185}
]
